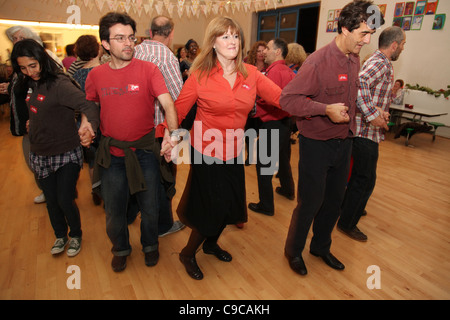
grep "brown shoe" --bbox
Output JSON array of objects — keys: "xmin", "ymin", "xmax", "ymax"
[
  {"xmin": 111, "ymin": 255, "xmax": 127, "ymax": 272},
  {"xmin": 337, "ymin": 225, "xmax": 368, "ymax": 242}
]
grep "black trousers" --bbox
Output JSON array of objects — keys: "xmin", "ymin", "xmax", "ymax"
[
  {"xmin": 338, "ymin": 137, "xmax": 379, "ymax": 230},
  {"xmin": 256, "ymin": 118, "xmax": 295, "ymax": 211},
  {"xmin": 39, "ymin": 162, "xmax": 82, "ymax": 239},
  {"xmin": 285, "ymin": 135, "xmax": 352, "ymax": 257}
]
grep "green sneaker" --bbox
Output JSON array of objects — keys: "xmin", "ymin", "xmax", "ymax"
[
  {"xmin": 51, "ymin": 237, "xmax": 68, "ymax": 255},
  {"xmin": 67, "ymin": 237, "xmax": 82, "ymax": 257}
]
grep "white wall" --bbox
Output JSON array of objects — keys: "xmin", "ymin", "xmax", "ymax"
[
  {"xmin": 317, "ymin": 0, "xmax": 450, "ymax": 92},
  {"xmin": 1, "ymin": 0, "xmax": 448, "ymax": 108}
]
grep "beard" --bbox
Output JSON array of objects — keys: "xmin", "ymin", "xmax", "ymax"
[
  {"xmin": 391, "ymin": 47, "xmax": 402, "ymax": 61},
  {"xmin": 111, "ymin": 46, "xmax": 134, "ymax": 62}
]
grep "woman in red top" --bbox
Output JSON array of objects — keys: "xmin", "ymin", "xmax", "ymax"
[{"xmin": 171, "ymin": 16, "xmax": 282, "ymax": 280}]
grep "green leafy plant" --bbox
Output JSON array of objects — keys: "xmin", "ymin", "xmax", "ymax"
[{"xmin": 405, "ymin": 84, "xmax": 450, "ymax": 99}]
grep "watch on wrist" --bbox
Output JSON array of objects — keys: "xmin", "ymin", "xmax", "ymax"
[{"xmin": 170, "ymin": 129, "xmax": 181, "ymax": 137}]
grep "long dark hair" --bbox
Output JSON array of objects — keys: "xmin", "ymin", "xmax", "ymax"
[{"xmin": 11, "ymin": 39, "xmax": 61, "ymax": 89}]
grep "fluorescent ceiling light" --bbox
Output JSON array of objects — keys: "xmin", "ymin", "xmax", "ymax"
[{"xmin": 0, "ymin": 19, "xmax": 98, "ymax": 30}]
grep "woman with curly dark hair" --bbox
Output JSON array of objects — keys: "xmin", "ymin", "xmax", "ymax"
[{"xmin": 246, "ymin": 40, "xmax": 268, "ymax": 73}]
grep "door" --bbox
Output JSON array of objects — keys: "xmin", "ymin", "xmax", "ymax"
[
  {"xmin": 257, "ymin": 3, "xmax": 320, "ymax": 53},
  {"xmin": 258, "ymin": 8, "xmax": 298, "ymax": 44}
]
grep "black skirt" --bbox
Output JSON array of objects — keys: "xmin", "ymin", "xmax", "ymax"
[{"xmin": 177, "ymin": 147, "xmax": 248, "ymax": 237}]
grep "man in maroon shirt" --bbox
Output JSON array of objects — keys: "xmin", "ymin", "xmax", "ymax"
[
  {"xmin": 281, "ymin": 0, "xmax": 383, "ymax": 276},
  {"xmin": 248, "ymin": 38, "xmax": 295, "ymax": 216}
]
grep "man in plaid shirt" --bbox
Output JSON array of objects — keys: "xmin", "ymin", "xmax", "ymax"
[
  {"xmin": 338, "ymin": 26, "xmax": 406, "ymax": 241},
  {"xmin": 134, "ymin": 15, "xmax": 185, "ymax": 238}
]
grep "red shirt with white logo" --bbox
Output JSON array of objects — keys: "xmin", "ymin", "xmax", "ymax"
[
  {"xmin": 173, "ymin": 62, "xmax": 282, "ymax": 161},
  {"xmin": 85, "ymin": 58, "xmax": 168, "ymax": 157}
]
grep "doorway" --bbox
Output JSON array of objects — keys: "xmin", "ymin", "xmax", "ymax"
[{"xmin": 257, "ymin": 2, "xmax": 320, "ymax": 54}]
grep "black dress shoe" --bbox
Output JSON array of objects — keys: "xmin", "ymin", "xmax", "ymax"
[
  {"xmin": 285, "ymin": 252, "xmax": 307, "ymax": 275},
  {"xmin": 275, "ymin": 187, "xmax": 295, "ymax": 200},
  {"xmin": 248, "ymin": 202, "xmax": 274, "ymax": 216},
  {"xmin": 337, "ymin": 225, "xmax": 368, "ymax": 242},
  {"xmin": 179, "ymin": 254, "xmax": 204, "ymax": 280},
  {"xmin": 144, "ymin": 250, "xmax": 159, "ymax": 266},
  {"xmin": 111, "ymin": 255, "xmax": 127, "ymax": 272},
  {"xmin": 310, "ymin": 251, "xmax": 345, "ymax": 270},
  {"xmin": 203, "ymin": 244, "xmax": 232, "ymax": 262}
]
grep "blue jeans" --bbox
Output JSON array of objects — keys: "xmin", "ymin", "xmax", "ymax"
[
  {"xmin": 101, "ymin": 149, "xmax": 160, "ymax": 256},
  {"xmin": 126, "ymin": 181, "xmax": 173, "ymax": 234}
]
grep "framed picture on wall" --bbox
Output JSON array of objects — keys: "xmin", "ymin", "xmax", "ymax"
[
  {"xmin": 327, "ymin": 10, "xmax": 335, "ymax": 21},
  {"xmin": 393, "ymin": 17, "xmax": 403, "ymax": 27},
  {"xmin": 414, "ymin": 1, "xmax": 427, "ymax": 15},
  {"xmin": 394, "ymin": 2, "xmax": 405, "ymax": 17},
  {"xmin": 404, "ymin": 2, "xmax": 415, "ymax": 15},
  {"xmin": 326, "ymin": 21, "xmax": 334, "ymax": 32},
  {"xmin": 392, "ymin": 17, "xmax": 403, "ymax": 27},
  {"xmin": 334, "ymin": 9, "xmax": 342, "ymax": 20},
  {"xmin": 411, "ymin": 15, "xmax": 424, "ymax": 30},
  {"xmin": 432, "ymin": 14, "xmax": 446, "ymax": 30},
  {"xmin": 402, "ymin": 16, "xmax": 412, "ymax": 30},
  {"xmin": 426, "ymin": 0, "xmax": 439, "ymax": 15},
  {"xmin": 378, "ymin": 4, "xmax": 387, "ymax": 17}
]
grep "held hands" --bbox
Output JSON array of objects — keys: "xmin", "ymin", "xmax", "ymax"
[
  {"xmin": 160, "ymin": 128, "xmax": 179, "ymax": 162},
  {"xmin": 326, "ymin": 103, "xmax": 350, "ymax": 123},
  {"xmin": 78, "ymin": 121, "xmax": 95, "ymax": 148}
]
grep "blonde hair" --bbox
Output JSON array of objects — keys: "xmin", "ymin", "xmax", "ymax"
[
  {"xmin": 285, "ymin": 43, "xmax": 307, "ymax": 67},
  {"xmin": 190, "ymin": 16, "xmax": 247, "ymax": 82}
]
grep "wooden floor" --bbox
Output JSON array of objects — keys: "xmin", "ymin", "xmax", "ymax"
[{"xmin": 0, "ymin": 117, "xmax": 449, "ymax": 301}]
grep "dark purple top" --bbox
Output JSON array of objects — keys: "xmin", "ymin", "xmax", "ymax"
[{"xmin": 280, "ymin": 38, "xmax": 360, "ymax": 140}]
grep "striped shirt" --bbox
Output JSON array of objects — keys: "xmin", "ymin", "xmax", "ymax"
[
  {"xmin": 134, "ymin": 40, "xmax": 183, "ymax": 125},
  {"xmin": 355, "ymin": 50, "xmax": 394, "ymax": 143},
  {"xmin": 67, "ymin": 58, "xmax": 87, "ymax": 77}
]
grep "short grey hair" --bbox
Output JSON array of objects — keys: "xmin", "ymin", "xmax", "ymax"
[
  {"xmin": 379, "ymin": 26, "xmax": 404, "ymax": 49},
  {"xmin": 151, "ymin": 15, "xmax": 174, "ymax": 38},
  {"xmin": 5, "ymin": 26, "xmax": 43, "ymax": 46}
]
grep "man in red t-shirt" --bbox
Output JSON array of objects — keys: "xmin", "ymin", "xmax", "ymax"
[{"xmin": 84, "ymin": 12, "xmax": 178, "ymax": 272}]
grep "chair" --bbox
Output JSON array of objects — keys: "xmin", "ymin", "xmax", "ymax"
[
  {"xmin": 405, "ymin": 128, "xmax": 414, "ymax": 146},
  {"xmin": 427, "ymin": 122, "xmax": 445, "ymax": 141}
]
